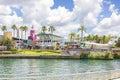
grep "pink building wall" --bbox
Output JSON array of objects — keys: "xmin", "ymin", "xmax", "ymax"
[{"xmin": 30, "ymin": 29, "xmax": 36, "ymax": 41}]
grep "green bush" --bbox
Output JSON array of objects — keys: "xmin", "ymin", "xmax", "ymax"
[
  {"xmin": 88, "ymin": 52, "xmax": 114, "ymax": 59},
  {"xmin": 10, "ymin": 48, "xmax": 18, "ymax": 51},
  {"xmin": 105, "ymin": 52, "xmax": 114, "ymax": 59},
  {"xmin": 0, "ymin": 51, "xmax": 12, "ymax": 54},
  {"xmin": 113, "ymin": 53, "xmax": 120, "ymax": 58},
  {"xmin": 80, "ymin": 52, "xmax": 89, "ymax": 58}
]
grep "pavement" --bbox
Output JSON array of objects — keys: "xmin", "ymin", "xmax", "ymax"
[{"xmin": 113, "ymin": 78, "xmax": 120, "ymax": 80}]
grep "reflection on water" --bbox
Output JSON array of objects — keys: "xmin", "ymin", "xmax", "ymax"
[{"xmin": 0, "ymin": 58, "xmax": 120, "ymax": 78}]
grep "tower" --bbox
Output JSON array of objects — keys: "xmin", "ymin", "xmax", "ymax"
[{"xmin": 30, "ymin": 26, "xmax": 36, "ymax": 41}]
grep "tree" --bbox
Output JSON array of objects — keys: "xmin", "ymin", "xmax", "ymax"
[
  {"xmin": 86, "ymin": 34, "xmax": 92, "ymax": 41},
  {"xmin": 42, "ymin": 26, "xmax": 47, "ymax": 33},
  {"xmin": 116, "ymin": 37, "xmax": 120, "ymax": 47},
  {"xmin": 23, "ymin": 26, "xmax": 28, "ymax": 40},
  {"xmin": 78, "ymin": 26, "xmax": 86, "ymax": 42},
  {"xmin": 11, "ymin": 24, "xmax": 17, "ymax": 37},
  {"xmin": 48, "ymin": 26, "xmax": 55, "ymax": 34},
  {"xmin": 0, "ymin": 38, "xmax": 14, "ymax": 49},
  {"xmin": 20, "ymin": 26, "xmax": 24, "ymax": 39},
  {"xmin": 1, "ymin": 25, "xmax": 7, "ymax": 33},
  {"xmin": 40, "ymin": 26, "xmax": 47, "ymax": 49},
  {"xmin": 75, "ymin": 34, "xmax": 80, "ymax": 42},
  {"xmin": 93, "ymin": 34, "xmax": 99, "ymax": 43},
  {"xmin": 48, "ymin": 26, "xmax": 55, "ymax": 45},
  {"xmin": 69, "ymin": 32, "xmax": 75, "ymax": 42},
  {"xmin": 102, "ymin": 35, "xmax": 106, "ymax": 44}
]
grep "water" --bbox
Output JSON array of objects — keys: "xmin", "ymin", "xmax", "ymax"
[{"xmin": 0, "ymin": 59, "xmax": 120, "ymax": 78}]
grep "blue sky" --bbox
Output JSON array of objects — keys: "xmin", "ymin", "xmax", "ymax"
[
  {"xmin": 52, "ymin": 0, "xmax": 74, "ymax": 11},
  {"xmin": 0, "ymin": 0, "xmax": 120, "ymax": 38}
]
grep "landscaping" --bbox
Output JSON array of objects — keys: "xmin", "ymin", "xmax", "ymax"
[{"xmin": 18, "ymin": 50, "xmax": 61, "ymax": 55}]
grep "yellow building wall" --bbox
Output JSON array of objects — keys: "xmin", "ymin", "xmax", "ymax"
[{"xmin": 4, "ymin": 32, "xmax": 12, "ymax": 40}]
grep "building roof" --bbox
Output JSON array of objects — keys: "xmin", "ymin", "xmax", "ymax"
[{"xmin": 37, "ymin": 33, "xmax": 62, "ymax": 38}]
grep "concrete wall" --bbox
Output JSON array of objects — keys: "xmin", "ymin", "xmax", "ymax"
[{"xmin": 61, "ymin": 49, "xmax": 90, "ymax": 56}]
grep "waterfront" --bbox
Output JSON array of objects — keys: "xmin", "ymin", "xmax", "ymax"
[{"xmin": 0, "ymin": 58, "xmax": 120, "ymax": 79}]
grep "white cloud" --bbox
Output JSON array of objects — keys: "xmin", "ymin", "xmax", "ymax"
[
  {"xmin": 47, "ymin": 6, "xmax": 72, "ymax": 26},
  {"xmin": 0, "ymin": 5, "xmax": 11, "ymax": 15},
  {"xmin": 73, "ymin": 0, "xmax": 103, "ymax": 26},
  {"xmin": 109, "ymin": 4, "xmax": 118, "ymax": 13},
  {"xmin": 0, "ymin": 11, "xmax": 23, "ymax": 29},
  {"xmin": 93, "ymin": 12, "xmax": 120, "ymax": 36},
  {"xmin": 3, "ymin": 0, "xmax": 120, "ymax": 39}
]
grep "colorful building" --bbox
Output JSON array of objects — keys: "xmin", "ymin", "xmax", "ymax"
[{"xmin": 4, "ymin": 32, "xmax": 12, "ymax": 40}]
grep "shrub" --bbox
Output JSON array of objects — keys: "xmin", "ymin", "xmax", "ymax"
[
  {"xmin": 113, "ymin": 53, "xmax": 120, "ymax": 58},
  {"xmin": 80, "ymin": 52, "xmax": 89, "ymax": 58},
  {"xmin": 10, "ymin": 48, "xmax": 18, "ymax": 51},
  {"xmin": 105, "ymin": 52, "xmax": 114, "ymax": 59},
  {"xmin": 0, "ymin": 51, "xmax": 12, "ymax": 54},
  {"xmin": 88, "ymin": 52, "xmax": 114, "ymax": 59}
]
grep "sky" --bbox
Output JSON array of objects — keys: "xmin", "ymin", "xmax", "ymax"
[{"xmin": 0, "ymin": 0, "xmax": 120, "ymax": 39}]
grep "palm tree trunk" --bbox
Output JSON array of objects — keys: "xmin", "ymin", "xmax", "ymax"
[
  {"xmin": 13, "ymin": 30, "xmax": 15, "ymax": 37},
  {"xmin": 21, "ymin": 31, "xmax": 23, "ymax": 39},
  {"xmin": 81, "ymin": 31, "xmax": 83, "ymax": 42},
  {"xmin": 25, "ymin": 31, "xmax": 26, "ymax": 40}
]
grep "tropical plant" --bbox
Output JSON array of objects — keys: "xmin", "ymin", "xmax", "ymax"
[
  {"xmin": 69, "ymin": 32, "xmax": 75, "ymax": 42},
  {"xmin": 78, "ymin": 26, "xmax": 86, "ymax": 42},
  {"xmin": 20, "ymin": 26, "xmax": 24, "ymax": 39},
  {"xmin": 116, "ymin": 37, "xmax": 120, "ymax": 47},
  {"xmin": 48, "ymin": 26, "xmax": 55, "ymax": 45},
  {"xmin": 101, "ymin": 35, "xmax": 106, "ymax": 44},
  {"xmin": 75, "ymin": 34, "xmax": 80, "ymax": 42},
  {"xmin": 0, "ymin": 38, "xmax": 14, "ymax": 50},
  {"xmin": 42, "ymin": 26, "xmax": 47, "ymax": 33},
  {"xmin": 11, "ymin": 24, "xmax": 17, "ymax": 37},
  {"xmin": 93, "ymin": 34, "xmax": 99, "ymax": 42},
  {"xmin": 38, "ymin": 26, "xmax": 47, "ymax": 49},
  {"xmin": 85, "ymin": 34, "xmax": 92, "ymax": 41},
  {"xmin": 23, "ymin": 26, "xmax": 28, "ymax": 40},
  {"xmin": 1, "ymin": 25, "xmax": 7, "ymax": 33},
  {"xmin": 48, "ymin": 26, "xmax": 55, "ymax": 34}
]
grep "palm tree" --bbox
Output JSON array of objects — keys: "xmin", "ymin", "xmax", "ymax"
[
  {"xmin": 23, "ymin": 26, "xmax": 28, "ymax": 40},
  {"xmin": 41, "ymin": 26, "xmax": 47, "ymax": 48},
  {"xmin": 1, "ymin": 25, "xmax": 7, "ymax": 33},
  {"xmin": 11, "ymin": 24, "xmax": 17, "ymax": 37},
  {"xmin": 75, "ymin": 34, "xmax": 80, "ymax": 42},
  {"xmin": 78, "ymin": 26, "xmax": 86, "ymax": 42},
  {"xmin": 86, "ymin": 34, "xmax": 92, "ymax": 41},
  {"xmin": 102, "ymin": 35, "xmax": 106, "ymax": 44},
  {"xmin": 20, "ymin": 26, "xmax": 24, "ymax": 39},
  {"xmin": 48, "ymin": 26, "xmax": 55, "ymax": 34},
  {"xmin": 94, "ymin": 34, "xmax": 99, "ymax": 43},
  {"xmin": 42, "ymin": 26, "xmax": 47, "ymax": 33},
  {"xmin": 69, "ymin": 32, "xmax": 75, "ymax": 42},
  {"xmin": 48, "ymin": 26, "xmax": 55, "ymax": 45}
]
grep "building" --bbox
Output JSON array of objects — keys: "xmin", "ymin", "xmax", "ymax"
[
  {"xmin": 4, "ymin": 32, "xmax": 12, "ymax": 40},
  {"xmin": 36, "ymin": 33, "xmax": 63, "ymax": 49}
]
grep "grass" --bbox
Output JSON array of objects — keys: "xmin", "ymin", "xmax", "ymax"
[
  {"xmin": 0, "ymin": 51, "xmax": 17, "ymax": 54},
  {"xmin": 18, "ymin": 50, "xmax": 61, "ymax": 55},
  {"xmin": 88, "ymin": 52, "xmax": 114, "ymax": 59}
]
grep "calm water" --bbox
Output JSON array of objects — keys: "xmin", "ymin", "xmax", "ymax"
[{"xmin": 0, "ymin": 59, "xmax": 120, "ymax": 78}]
